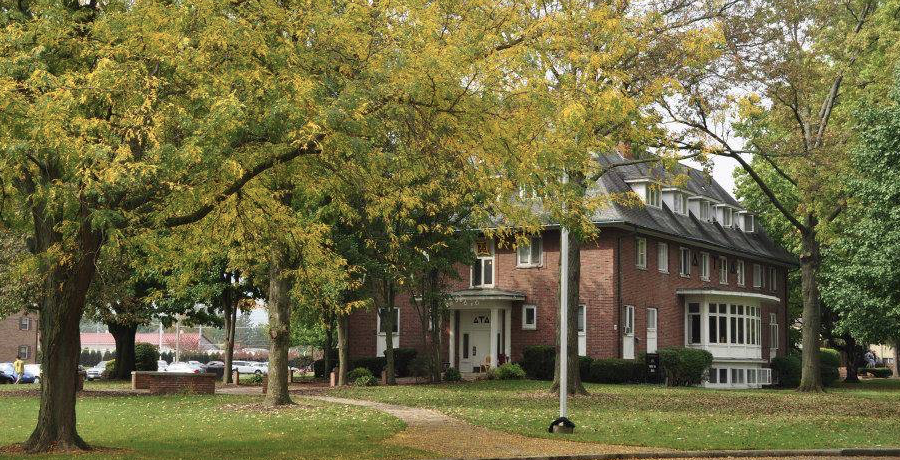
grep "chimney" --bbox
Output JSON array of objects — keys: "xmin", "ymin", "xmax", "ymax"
[{"xmin": 616, "ymin": 141, "xmax": 633, "ymax": 159}]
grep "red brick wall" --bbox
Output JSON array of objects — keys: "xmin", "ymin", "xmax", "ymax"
[
  {"xmin": 132, "ymin": 372, "xmax": 216, "ymax": 395},
  {"xmin": 0, "ymin": 311, "xmax": 39, "ymax": 363},
  {"xmin": 347, "ymin": 227, "xmax": 789, "ymax": 364}
]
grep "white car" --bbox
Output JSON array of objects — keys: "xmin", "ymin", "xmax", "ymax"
[
  {"xmin": 164, "ymin": 362, "xmax": 204, "ymax": 374},
  {"xmin": 24, "ymin": 364, "xmax": 41, "ymax": 382},
  {"xmin": 157, "ymin": 360, "xmax": 169, "ymax": 372},
  {"xmin": 86, "ymin": 361, "xmax": 110, "ymax": 381},
  {"xmin": 233, "ymin": 361, "xmax": 268, "ymax": 375}
]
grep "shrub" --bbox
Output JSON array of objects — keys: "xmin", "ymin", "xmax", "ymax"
[
  {"xmin": 820, "ymin": 348, "xmax": 842, "ymax": 368},
  {"xmin": 354, "ymin": 375, "xmax": 378, "ymax": 386},
  {"xmin": 862, "ymin": 367, "xmax": 894, "ymax": 378},
  {"xmin": 135, "ymin": 343, "xmax": 160, "ymax": 372},
  {"xmin": 444, "ymin": 367, "xmax": 462, "ymax": 382},
  {"xmin": 771, "ymin": 354, "xmax": 802, "ymax": 387},
  {"xmin": 348, "ymin": 367, "xmax": 373, "ymax": 382},
  {"xmin": 587, "ymin": 358, "xmax": 647, "ymax": 384},
  {"xmin": 658, "ymin": 347, "xmax": 712, "ymax": 387},
  {"xmin": 489, "ymin": 363, "xmax": 526, "ymax": 380},
  {"xmin": 101, "ymin": 359, "xmax": 118, "ymax": 379},
  {"xmin": 244, "ymin": 373, "xmax": 263, "ymax": 385},
  {"xmin": 392, "ymin": 348, "xmax": 418, "ymax": 377},
  {"xmin": 521, "ymin": 345, "xmax": 555, "ymax": 380},
  {"xmin": 408, "ymin": 356, "xmax": 433, "ymax": 379},
  {"xmin": 351, "ymin": 357, "xmax": 387, "ymax": 378},
  {"xmin": 578, "ymin": 356, "xmax": 593, "ymax": 381}
]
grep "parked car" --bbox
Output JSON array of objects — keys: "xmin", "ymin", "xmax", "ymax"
[
  {"xmin": 24, "ymin": 364, "xmax": 41, "ymax": 383},
  {"xmin": 205, "ymin": 360, "xmax": 225, "ymax": 369},
  {"xmin": 232, "ymin": 361, "xmax": 255, "ymax": 374},
  {"xmin": 157, "ymin": 360, "xmax": 169, "ymax": 372},
  {"xmin": 0, "ymin": 363, "xmax": 38, "ymax": 384},
  {"xmin": 164, "ymin": 362, "xmax": 204, "ymax": 374},
  {"xmin": 86, "ymin": 361, "xmax": 110, "ymax": 381}
]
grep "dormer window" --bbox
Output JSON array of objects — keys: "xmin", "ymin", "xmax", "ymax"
[
  {"xmin": 722, "ymin": 207, "xmax": 733, "ymax": 227},
  {"xmin": 471, "ymin": 239, "xmax": 494, "ymax": 287},
  {"xmin": 698, "ymin": 201, "xmax": 710, "ymax": 221},
  {"xmin": 645, "ymin": 185, "xmax": 661, "ymax": 208},
  {"xmin": 744, "ymin": 214, "xmax": 755, "ymax": 232},
  {"xmin": 674, "ymin": 192, "xmax": 686, "ymax": 215}
]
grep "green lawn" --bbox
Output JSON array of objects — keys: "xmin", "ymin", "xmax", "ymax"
[
  {"xmin": 331, "ymin": 378, "xmax": 900, "ymax": 451},
  {"xmin": 0, "ymin": 393, "xmax": 427, "ymax": 460}
]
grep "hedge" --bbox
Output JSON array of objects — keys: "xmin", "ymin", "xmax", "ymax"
[
  {"xmin": 586, "ymin": 358, "xmax": 647, "ymax": 384},
  {"xmin": 861, "ymin": 367, "xmax": 894, "ymax": 378},
  {"xmin": 658, "ymin": 347, "xmax": 712, "ymax": 386},
  {"xmin": 521, "ymin": 345, "xmax": 555, "ymax": 380},
  {"xmin": 312, "ymin": 348, "xmax": 417, "ymax": 379},
  {"xmin": 772, "ymin": 349, "xmax": 841, "ymax": 387},
  {"xmin": 489, "ymin": 363, "xmax": 526, "ymax": 380},
  {"xmin": 134, "ymin": 343, "xmax": 159, "ymax": 372}
]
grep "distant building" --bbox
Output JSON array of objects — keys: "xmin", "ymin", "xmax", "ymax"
[
  {"xmin": 1, "ymin": 311, "xmax": 39, "ymax": 363},
  {"xmin": 80, "ymin": 331, "xmax": 220, "ymax": 354},
  {"xmin": 870, "ymin": 343, "xmax": 897, "ymax": 376}
]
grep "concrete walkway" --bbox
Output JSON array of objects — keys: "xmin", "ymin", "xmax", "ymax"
[{"xmin": 308, "ymin": 395, "xmax": 662, "ymax": 458}]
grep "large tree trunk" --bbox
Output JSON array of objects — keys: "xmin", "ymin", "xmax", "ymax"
[
  {"xmin": 428, "ymin": 270, "xmax": 443, "ymax": 383},
  {"xmin": 893, "ymin": 342, "xmax": 899, "ymax": 378},
  {"xmin": 107, "ymin": 321, "xmax": 138, "ymax": 380},
  {"xmin": 222, "ymin": 291, "xmax": 237, "ymax": 384},
  {"xmin": 798, "ymin": 225, "xmax": 823, "ymax": 392},
  {"xmin": 25, "ymin": 220, "xmax": 101, "ymax": 453},
  {"xmin": 842, "ymin": 334, "xmax": 861, "ymax": 384},
  {"xmin": 336, "ymin": 313, "xmax": 350, "ymax": 386},
  {"xmin": 382, "ymin": 281, "xmax": 397, "ymax": 385},
  {"xmin": 265, "ymin": 247, "xmax": 293, "ymax": 406},
  {"xmin": 551, "ymin": 229, "xmax": 588, "ymax": 396}
]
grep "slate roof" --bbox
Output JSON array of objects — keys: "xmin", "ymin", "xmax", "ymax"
[{"xmin": 590, "ymin": 154, "xmax": 797, "ymax": 266}]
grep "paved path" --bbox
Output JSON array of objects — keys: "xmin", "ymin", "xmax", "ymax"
[{"xmin": 308, "ymin": 395, "xmax": 662, "ymax": 458}]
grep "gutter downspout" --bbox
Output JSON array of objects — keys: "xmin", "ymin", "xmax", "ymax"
[{"xmin": 615, "ymin": 233, "xmax": 623, "ymax": 359}]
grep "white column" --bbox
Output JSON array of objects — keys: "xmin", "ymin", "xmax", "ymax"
[
  {"xmin": 449, "ymin": 310, "xmax": 456, "ymax": 368},
  {"xmin": 504, "ymin": 308, "xmax": 512, "ymax": 359},
  {"xmin": 489, "ymin": 308, "xmax": 499, "ymax": 368}
]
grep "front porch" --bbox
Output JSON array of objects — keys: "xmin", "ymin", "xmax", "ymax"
[{"xmin": 447, "ymin": 288, "xmax": 524, "ymax": 373}]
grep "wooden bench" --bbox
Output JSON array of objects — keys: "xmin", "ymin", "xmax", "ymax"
[{"xmin": 131, "ymin": 371, "xmax": 216, "ymax": 395}]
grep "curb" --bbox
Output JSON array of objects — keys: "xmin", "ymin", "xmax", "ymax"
[{"xmin": 423, "ymin": 448, "xmax": 900, "ymax": 460}]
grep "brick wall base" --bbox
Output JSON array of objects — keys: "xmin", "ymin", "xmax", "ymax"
[{"xmin": 131, "ymin": 372, "xmax": 216, "ymax": 395}]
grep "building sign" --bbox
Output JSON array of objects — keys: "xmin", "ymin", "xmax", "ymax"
[
  {"xmin": 646, "ymin": 352, "xmax": 661, "ymax": 382},
  {"xmin": 475, "ymin": 239, "xmax": 491, "ymax": 257},
  {"xmin": 473, "ymin": 315, "xmax": 490, "ymax": 324}
]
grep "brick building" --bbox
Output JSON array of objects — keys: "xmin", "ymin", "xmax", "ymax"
[
  {"xmin": 1, "ymin": 311, "xmax": 39, "ymax": 363},
  {"xmin": 347, "ymin": 154, "xmax": 796, "ymax": 388}
]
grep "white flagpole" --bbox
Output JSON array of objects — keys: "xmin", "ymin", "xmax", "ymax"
[{"xmin": 559, "ymin": 224, "xmax": 569, "ymax": 418}]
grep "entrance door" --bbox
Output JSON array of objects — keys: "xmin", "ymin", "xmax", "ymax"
[
  {"xmin": 646, "ymin": 308, "xmax": 658, "ymax": 353},
  {"xmin": 623, "ymin": 305, "xmax": 635, "ymax": 359},
  {"xmin": 459, "ymin": 310, "xmax": 491, "ymax": 373}
]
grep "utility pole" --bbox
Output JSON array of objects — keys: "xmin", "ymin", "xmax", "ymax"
[{"xmin": 551, "ymin": 174, "xmax": 574, "ymax": 434}]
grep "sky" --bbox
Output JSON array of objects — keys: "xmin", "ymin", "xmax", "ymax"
[{"xmin": 693, "ymin": 155, "xmax": 742, "ymax": 198}]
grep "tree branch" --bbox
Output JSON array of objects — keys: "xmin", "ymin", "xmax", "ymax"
[{"xmin": 164, "ymin": 135, "xmax": 324, "ymax": 228}]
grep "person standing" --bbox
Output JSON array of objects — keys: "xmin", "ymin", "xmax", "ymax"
[{"xmin": 13, "ymin": 355, "xmax": 25, "ymax": 384}]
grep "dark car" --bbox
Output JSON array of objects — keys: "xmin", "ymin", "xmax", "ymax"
[{"xmin": 0, "ymin": 363, "xmax": 37, "ymax": 384}]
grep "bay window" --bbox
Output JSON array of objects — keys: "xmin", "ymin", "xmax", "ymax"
[{"xmin": 688, "ymin": 303, "xmax": 702, "ymax": 344}]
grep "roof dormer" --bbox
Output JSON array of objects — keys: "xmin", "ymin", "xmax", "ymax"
[
  {"xmin": 737, "ymin": 211, "xmax": 755, "ymax": 233},
  {"xmin": 662, "ymin": 188, "xmax": 689, "ymax": 216},
  {"xmin": 715, "ymin": 204, "xmax": 739, "ymax": 228}
]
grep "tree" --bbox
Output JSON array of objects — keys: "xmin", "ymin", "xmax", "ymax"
[
  {"xmin": 663, "ymin": 0, "xmax": 892, "ymax": 391},
  {"xmin": 821, "ymin": 80, "xmax": 900, "ymax": 377}
]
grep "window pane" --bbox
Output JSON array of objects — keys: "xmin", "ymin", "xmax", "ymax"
[
  {"xmin": 482, "ymin": 259, "xmax": 493, "ymax": 285},
  {"xmin": 518, "ymin": 244, "xmax": 529, "ymax": 265},
  {"xmin": 525, "ymin": 307, "xmax": 535, "ymax": 326},
  {"xmin": 577, "ymin": 305, "xmax": 585, "ymax": 332},
  {"xmin": 689, "ymin": 303, "xmax": 700, "ymax": 313},
  {"xmin": 531, "ymin": 238, "xmax": 542, "ymax": 265},
  {"xmin": 472, "ymin": 261, "xmax": 482, "ymax": 286},
  {"xmin": 709, "ymin": 314, "xmax": 718, "ymax": 343},
  {"xmin": 709, "ymin": 367, "xmax": 718, "ymax": 383},
  {"xmin": 690, "ymin": 315, "xmax": 701, "ymax": 344}
]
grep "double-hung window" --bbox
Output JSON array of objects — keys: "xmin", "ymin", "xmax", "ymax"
[
  {"xmin": 769, "ymin": 267, "xmax": 777, "ymax": 292},
  {"xmin": 722, "ymin": 208, "xmax": 733, "ymax": 227},
  {"xmin": 635, "ymin": 237, "xmax": 647, "ymax": 269},
  {"xmin": 658, "ymin": 243, "xmax": 669, "ymax": 273},
  {"xmin": 719, "ymin": 256, "xmax": 728, "ymax": 284},
  {"xmin": 18, "ymin": 345, "xmax": 30, "ymax": 360},
  {"xmin": 19, "ymin": 317, "xmax": 30, "ymax": 331},
  {"xmin": 769, "ymin": 312, "xmax": 779, "ymax": 351},
  {"xmin": 708, "ymin": 303, "xmax": 728, "ymax": 344},
  {"xmin": 744, "ymin": 214, "xmax": 755, "ymax": 232},
  {"xmin": 472, "ymin": 240, "xmax": 494, "ymax": 287},
  {"xmin": 736, "ymin": 260, "xmax": 745, "ymax": 286},
  {"xmin": 753, "ymin": 264, "xmax": 763, "ymax": 288},
  {"xmin": 377, "ymin": 308, "xmax": 399, "ymax": 334},
  {"xmin": 680, "ymin": 247, "xmax": 691, "ymax": 277},
  {"xmin": 674, "ymin": 192, "xmax": 686, "ymax": 214},
  {"xmin": 698, "ymin": 201, "xmax": 709, "ymax": 220},
  {"xmin": 699, "ymin": 252, "xmax": 710, "ymax": 281},
  {"xmin": 517, "ymin": 236, "xmax": 543, "ymax": 268},
  {"xmin": 522, "ymin": 305, "xmax": 537, "ymax": 330}
]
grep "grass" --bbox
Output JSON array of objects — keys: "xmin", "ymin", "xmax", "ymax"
[
  {"xmin": 0, "ymin": 393, "xmax": 428, "ymax": 460},
  {"xmin": 330, "ymin": 378, "xmax": 900, "ymax": 451}
]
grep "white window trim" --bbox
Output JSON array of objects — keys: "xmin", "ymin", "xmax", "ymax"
[
  {"xmin": 680, "ymin": 247, "xmax": 691, "ymax": 277},
  {"xmin": 522, "ymin": 304, "xmax": 537, "ymax": 330},
  {"xmin": 745, "ymin": 214, "xmax": 755, "ymax": 233},
  {"xmin": 723, "ymin": 207, "xmax": 733, "ymax": 227},
  {"xmin": 645, "ymin": 185, "xmax": 661, "ymax": 208},
  {"xmin": 753, "ymin": 264, "xmax": 763, "ymax": 288},
  {"xmin": 719, "ymin": 256, "xmax": 728, "ymax": 284},
  {"xmin": 18, "ymin": 345, "xmax": 31, "ymax": 360},
  {"xmin": 19, "ymin": 317, "xmax": 30, "ymax": 331},
  {"xmin": 471, "ymin": 240, "xmax": 496, "ymax": 288},
  {"xmin": 769, "ymin": 267, "xmax": 777, "ymax": 292},
  {"xmin": 516, "ymin": 236, "xmax": 543, "ymax": 268},
  {"xmin": 736, "ymin": 260, "xmax": 745, "ymax": 286},
  {"xmin": 624, "ymin": 305, "xmax": 635, "ymax": 335},
  {"xmin": 674, "ymin": 192, "xmax": 687, "ymax": 215},
  {"xmin": 636, "ymin": 237, "xmax": 647, "ymax": 269},
  {"xmin": 700, "ymin": 252, "xmax": 710, "ymax": 281},
  {"xmin": 658, "ymin": 242, "xmax": 669, "ymax": 273},
  {"xmin": 769, "ymin": 312, "xmax": 779, "ymax": 352}
]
